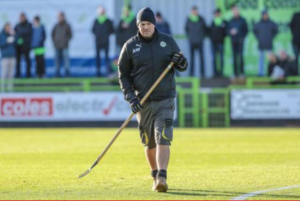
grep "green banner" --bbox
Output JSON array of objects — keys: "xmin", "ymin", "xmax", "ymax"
[{"xmin": 215, "ymin": 0, "xmax": 300, "ymax": 76}]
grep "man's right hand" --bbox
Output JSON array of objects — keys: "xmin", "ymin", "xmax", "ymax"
[{"xmin": 130, "ymin": 98, "xmax": 143, "ymax": 113}]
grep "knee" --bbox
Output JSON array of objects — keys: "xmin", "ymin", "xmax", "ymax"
[{"xmin": 155, "ymin": 119, "xmax": 173, "ymax": 146}]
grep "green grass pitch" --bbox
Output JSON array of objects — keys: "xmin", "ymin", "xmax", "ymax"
[{"xmin": 0, "ymin": 128, "xmax": 300, "ymax": 200}]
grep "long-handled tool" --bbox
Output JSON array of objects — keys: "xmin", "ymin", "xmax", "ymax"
[{"xmin": 78, "ymin": 62, "xmax": 174, "ymax": 179}]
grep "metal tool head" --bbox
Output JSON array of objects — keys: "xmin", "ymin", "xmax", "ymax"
[{"xmin": 78, "ymin": 168, "xmax": 91, "ymax": 179}]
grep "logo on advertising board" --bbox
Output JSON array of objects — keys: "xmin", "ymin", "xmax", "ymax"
[
  {"xmin": 102, "ymin": 96, "xmax": 118, "ymax": 115},
  {"xmin": 0, "ymin": 98, "xmax": 53, "ymax": 117}
]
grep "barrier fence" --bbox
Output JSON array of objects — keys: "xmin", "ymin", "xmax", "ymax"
[{"xmin": 1, "ymin": 76, "xmax": 300, "ymax": 127}]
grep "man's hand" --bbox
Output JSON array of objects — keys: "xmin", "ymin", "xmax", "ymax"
[
  {"xmin": 130, "ymin": 97, "xmax": 143, "ymax": 114},
  {"xmin": 7, "ymin": 36, "xmax": 14, "ymax": 43},
  {"xmin": 172, "ymin": 53, "xmax": 188, "ymax": 71},
  {"xmin": 171, "ymin": 53, "xmax": 184, "ymax": 66}
]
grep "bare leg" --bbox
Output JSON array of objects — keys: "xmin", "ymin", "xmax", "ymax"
[
  {"xmin": 157, "ymin": 145, "xmax": 170, "ymax": 170},
  {"xmin": 145, "ymin": 147, "xmax": 157, "ymax": 170}
]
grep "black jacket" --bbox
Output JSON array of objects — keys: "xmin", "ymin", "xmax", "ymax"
[
  {"xmin": 209, "ymin": 19, "xmax": 228, "ymax": 44},
  {"xmin": 116, "ymin": 18, "xmax": 137, "ymax": 48},
  {"xmin": 52, "ymin": 21, "xmax": 72, "ymax": 49},
  {"xmin": 92, "ymin": 18, "xmax": 114, "ymax": 47},
  {"xmin": 185, "ymin": 15, "xmax": 207, "ymax": 45},
  {"xmin": 118, "ymin": 30, "xmax": 188, "ymax": 102},
  {"xmin": 290, "ymin": 12, "xmax": 300, "ymax": 46},
  {"xmin": 253, "ymin": 19, "xmax": 278, "ymax": 50},
  {"xmin": 14, "ymin": 20, "xmax": 32, "ymax": 51},
  {"xmin": 228, "ymin": 16, "xmax": 248, "ymax": 42},
  {"xmin": 156, "ymin": 21, "xmax": 171, "ymax": 35}
]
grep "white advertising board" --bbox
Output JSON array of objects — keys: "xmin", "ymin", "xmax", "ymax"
[
  {"xmin": 0, "ymin": 92, "xmax": 133, "ymax": 121},
  {"xmin": 231, "ymin": 89, "xmax": 300, "ymax": 119},
  {"xmin": 0, "ymin": 92, "xmax": 177, "ymax": 122}
]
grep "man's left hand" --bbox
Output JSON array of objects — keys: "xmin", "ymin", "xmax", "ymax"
[
  {"xmin": 171, "ymin": 53, "xmax": 188, "ymax": 71},
  {"xmin": 171, "ymin": 53, "xmax": 184, "ymax": 66}
]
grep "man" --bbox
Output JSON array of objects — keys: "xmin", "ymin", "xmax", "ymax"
[
  {"xmin": 155, "ymin": 12, "xmax": 171, "ymax": 35},
  {"xmin": 118, "ymin": 7, "xmax": 188, "ymax": 192},
  {"xmin": 31, "ymin": 16, "xmax": 46, "ymax": 78},
  {"xmin": 290, "ymin": 11, "xmax": 300, "ymax": 75},
  {"xmin": 0, "ymin": 22, "xmax": 16, "ymax": 92},
  {"xmin": 92, "ymin": 6, "xmax": 114, "ymax": 77},
  {"xmin": 228, "ymin": 5, "xmax": 248, "ymax": 78},
  {"xmin": 116, "ymin": 5, "xmax": 137, "ymax": 50},
  {"xmin": 278, "ymin": 51, "xmax": 298, "ymax": 77},
  {"xmin": 209, "ymin": 8, "xmax": 227, "ymax": 77},
  {"xmin": 185, "ymin": 6, "xmax": 207, "ymax": 77},
  {"xmin": 52, "ymin": 12, "xmax": 72, "ymax": 77},
  {"xmin": 253, "ymin": 10, "xmax": 278, "ymax": 76},
  {"xmin": 14, "ymin": 13, "xmax": 32, "ymax": 78}
]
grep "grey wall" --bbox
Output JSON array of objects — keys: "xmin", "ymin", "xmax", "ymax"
[{"xmin": 115, "ymin": 0, "xmax": 216, "ymax": 78}]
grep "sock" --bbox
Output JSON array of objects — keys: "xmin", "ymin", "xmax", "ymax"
[
  {"xmin": 158, "ymin": 169, "xmax": 167, "ymax": 179},
  {"xmin": 151, "ymin": 169, "xmax": 158, "ymax": 179}
]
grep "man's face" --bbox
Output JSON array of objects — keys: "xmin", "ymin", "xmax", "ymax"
[
  {"xmin": 59, "ymin": 14, "xmax": 64, "ymax": 22},
  {"xmin": 122, "ymin": 7, "xmax": 130, "ymax": 17},
  {"xmin": 263, "ymin": 13, "xmax": 269, "ymax": 20},
  {"xmin": 34, "ymin": 19, "xmax": 39, "ymax": 26},
  {"xmin": 5, "ymin": 24, "xmax": 11, "ymax": 33},
  {"xmin": 232, "ymin": 7, "xmax": 240, "ymax": 17},
  {"xmin": 280, "ymin": 51, "xmax": 288, "ymax": 60},
  {"xmin": 192, "ymin": 9, "xmax": 198, "ymax": 16},
  {"xmin": 98, "ymin": 6, "xmax": 105, "ymax": 16},
  {"xmin": 20, "ymin": 14, "xmax": 26, "ymax": 23},
  {"xmin": 138, "ymin": 21, "xmax": 155, "ymax": 39},
  {"xmin": 215, "ymin": 12, "xmax": 221, "ymax": 18}
]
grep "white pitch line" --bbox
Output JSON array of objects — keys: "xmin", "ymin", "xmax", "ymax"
[{"xmin": 231, "ymin": 184, "xmax": 300, "ymax": 200}]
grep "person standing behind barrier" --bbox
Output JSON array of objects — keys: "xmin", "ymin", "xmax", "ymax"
[
  {"xmin": 0, "ymin": 23, "xmax": 16, "ymax": 92},
  {"xmin": 14, "ymin": 13, "xmax": 32, "ymax": 78},
  {"xmin": 52, "ymin": 12, "xmax": 72, "ymax": 77},
  {"xmin": 185, "ymin": 6, "xmax": 208, "ymax": 77},
  {"xmin": 228, "ymin": 5, "xmax": 248, "ymax": 78},
  {"xmin": 116, "ymin": 5, "xmax": 137, "ymax": 50},
  {"xmin": 209, "ymin": 9, "xmax": 227, "ymax": 77},
  {"xmin": 92, "ymin": 6, "xmax": 114, "ymax": 77},
  {"xmin": 31, "ymin": 16, "xmax": 46, "ymax": 78},
  {"xmin": 290, "ymin": 11, "xmax": 300, "ymax": 75},
  {"xmin": 155, "ymin": 12, "xmax": 171, "ymax": 35},
  {"xmin": 253, "ymin": 10, "xmax": 278, "ymax": 77}
]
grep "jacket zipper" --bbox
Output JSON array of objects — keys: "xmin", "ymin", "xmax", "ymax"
[{"xmin": 150, "ymin": 43, "xmax": 154, "ymax": 101}]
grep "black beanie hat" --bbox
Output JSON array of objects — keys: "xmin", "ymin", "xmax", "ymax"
[{"xmin": 136, "ymin": 7, "xmax": 156, "ymax": 26}]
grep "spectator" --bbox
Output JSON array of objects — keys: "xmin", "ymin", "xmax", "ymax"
[
  {"xmin": 185, "ymin": 6, "xmax": 207, "ymax": 77},
  {"xmin": 209, "ymin": 8, "xmax": 227, "ymax": 77},
  {"xmin": 228, "ymin": 5, "xmax": 248, "ymax": 78},
  {"xmin": 31, "ymin": 16, "xmax": 46, "ymax": 78},
  {"xmin": 278, "ymin": 51, "xmax": 298, "ymax": 77},
  {"xmin": 253, "ymin": 10, "xmax": 278, "ymax": 77},
  {"xmin": 267, "ymin": 53, "xmax": 280, "ymax": 77},
  {"xmin": 268, "ymin": 51, "xmax": 298, "ymax": 80},
  {"xmin": 15, "ymin": 13, "xmax": 32, "ymax": 78},
  {"xmin": 92, "ymin": 6, "xmax": 114, "ymax": 77},
  {"xmin": 0, "ymin": 23, "xmax": 16, "ymax": 92},
  {"xmin": 290, "ymin": 11, "xmax": 300, "ymax": 75},
  {"xmin": 116, "ymin": 5, "xmax": 137, "ymax": 50},
  {"xmin": 52, "ymin": 12, "xmax": 72, "ymax": 77},
  {"xmin": 155, "ymin": 12, "xmax": 171, "ymax": 35}
]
